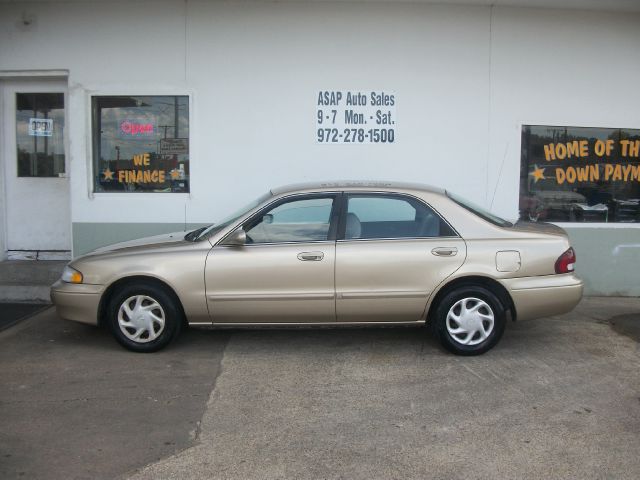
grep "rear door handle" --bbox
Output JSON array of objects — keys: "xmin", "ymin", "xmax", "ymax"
[
  {"xmin": 297, "ymin": 251, "xmax": 324, "ymax": 261},
  {"xmin": 431, "ymin": 247, "xmax": 457, "ymax": 257}
]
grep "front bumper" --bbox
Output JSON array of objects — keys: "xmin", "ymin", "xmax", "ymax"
[
  {"xmin": 50, "ymin": 280, "xmax": 104, "ymax": 326},
  {"xmin": 502, "ymin": 273, "xmax": 584, "ymax": 321}
]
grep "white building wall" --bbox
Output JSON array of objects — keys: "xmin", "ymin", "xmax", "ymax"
[
  {"xmin": 3, "ymin": 1, "xmax": 493, "ymax": 227},
  {"xmin": 488, "ymin": 6, "xmax": 640, "ymax": 212},
  {"xmin": 1, "ymin": 0, "xmax": 640, "ymax": 293},
  {"xmin": 185, "ymin": 1, "xmax": 492, "ymax": 222},
  {"xmin": 1, "ymin": 1, "xmax": 190, "ymax": 230},
  {"xmin": 2, "ymin": 1, "xmax": 639, "ymax": 223}
]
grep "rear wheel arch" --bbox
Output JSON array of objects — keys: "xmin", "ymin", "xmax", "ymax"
[
  {"xmin": 98, "ymin": 275, "xmax": 187, "ymax": 328},
  {"xmin": 426, "ymin": 275, "xmax": 515, "ymax": 323}
]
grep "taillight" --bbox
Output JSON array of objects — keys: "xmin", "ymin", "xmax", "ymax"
[{"xmin": 555, "ymin": 247, "xmax": 576, "ymax": 274}]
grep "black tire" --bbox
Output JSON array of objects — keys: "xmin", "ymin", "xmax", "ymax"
[
  {"xmin": 107, "ymin": 282, "xmax": 182, "ymax": 353},
  {"xmin": 433, "ymin": 286, "xmax": 506, "ymax": 356}
]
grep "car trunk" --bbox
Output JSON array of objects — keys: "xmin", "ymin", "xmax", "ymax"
[{"xmin": 510, "ymin": 220, "xmax": 569, "ymax": 238}]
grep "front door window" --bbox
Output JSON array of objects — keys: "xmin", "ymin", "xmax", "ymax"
[
  {"xmin": 16, "ymin": 93, "xmax": 65, "ymax": 177},
  {"xmin": 244, "ymin": 197, "xmax": 335, "ymax": 243}
]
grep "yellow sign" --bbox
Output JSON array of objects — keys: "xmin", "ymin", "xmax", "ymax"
[
  {"xmin": 542, "ymin": 139, "xmax": 640, "ymax": 185},
  {"xmin": 108, "ymin": 152, "xmax": 169, "ymax": 185}
]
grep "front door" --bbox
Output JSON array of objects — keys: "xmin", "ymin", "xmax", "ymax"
[
  {"xmin": 1, "ymin": 78, "xmax": 71, "ymax": 260},
  {"xmin": 205, "ymin": 194, "xmax": 339, "ymax": 323},
  {"xmin": 336, "ymin": 193, "xmax": 466, "ymax": 322}
]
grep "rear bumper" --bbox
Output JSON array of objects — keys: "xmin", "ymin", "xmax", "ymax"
[
  {"xmin": 502, "ymin": 274, "xmax": 583, "ymax": 321},
  {"xmin": 50, "ymin": 280, "xmax": 104, "ymax": 326}
]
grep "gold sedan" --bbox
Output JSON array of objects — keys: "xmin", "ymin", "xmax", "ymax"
[{"xmin": 51, "ymin": 182, "xmax": 583, "ymax": 355}]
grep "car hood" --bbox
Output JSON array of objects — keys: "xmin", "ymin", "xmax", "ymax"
[
  {"xmin": 86, "ymin": 231, "xmax": 190, "ymax": 256},
  {"xmin": 511, "ymin": 221, "xmax": 568, "ymax": 237}
]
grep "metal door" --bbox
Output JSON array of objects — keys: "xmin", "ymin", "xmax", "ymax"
[
  {"xmin": 205, "ymin": 194, "xmax": 339, "ymax": 323},
  {"xmin": 1, "ymin": 78, "xmax": 70, "ymax": 259},
  {"xmin": 335, "ymin": 193, "xmax": 466, "ymax": 322}
]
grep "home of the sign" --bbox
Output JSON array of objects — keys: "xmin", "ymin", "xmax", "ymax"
[
  {"xmin": 544, "ymin": 139, "xmax": 640, "ymax": 184},
  {"xmin": 117, "ymin": 153, "xmax": 166, "ymax": 183}
]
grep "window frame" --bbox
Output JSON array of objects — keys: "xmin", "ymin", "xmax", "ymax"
[
  {"xmin": 517, "ymin": 121, "xmax": 640, "ymax": 229},
  {"xmin": 234, "ymin": 192, "xmax": 344, "ymax": 246},
  {"xmin": 336, "ymin": 192, "xmax": 459, "ymax": 242},
  {"xmin": 88, "ymin": 90, "xmax": 193, "ymax": 197}
]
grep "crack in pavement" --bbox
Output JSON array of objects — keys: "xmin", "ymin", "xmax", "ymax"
[
  {"xmin": 0, "ymin": 308, "xmax": 232, "ymax": 480},
  {"xmin": 122, "ymin": 330, "xmax": 232, "ymax": 480}
]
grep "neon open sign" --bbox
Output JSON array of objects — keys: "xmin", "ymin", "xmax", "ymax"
[{"xmin": 120, "ymin": 120, "xmax": 154, "ymax": 136}]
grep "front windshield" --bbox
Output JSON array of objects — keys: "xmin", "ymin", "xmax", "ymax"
[
  {"xmin": 446, "ymin": 190, "xmax": 513, "ymax": 228},
  {"xmin": 194, "ymin": 192, "xmax": 273, "ymax": 240}
]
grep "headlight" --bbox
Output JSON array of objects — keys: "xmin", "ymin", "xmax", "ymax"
[{"xmin": 61, "ymin": 265, "xmax": 83, "ymax": 284}]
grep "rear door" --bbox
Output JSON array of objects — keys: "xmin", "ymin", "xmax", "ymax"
[{"xmin": 335, "ymin": 193, "xmax": 466, "ymax": 322}]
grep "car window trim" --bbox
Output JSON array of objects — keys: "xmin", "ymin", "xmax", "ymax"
[
  {"xmin": 217, "ymin": 239, "xmax": 336, "ymax": 248},
  {"xmin": 337, "ymin": 191, "xmax": 460, "ymax": 241},
  {"xmin": 336, "ymin": 236, "xmax": 461, "ymax": 244}
]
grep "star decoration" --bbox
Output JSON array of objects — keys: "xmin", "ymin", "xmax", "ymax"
[
  {"xmin": 170, "ymin": 169, "xmax": 180, "ymax": 180},
  {"xmin": 103, "ymin": 168, "xmax": 114, "ymax": 180},
  {"xmin": 529, "ymin": 165, "xmax": 546, "ymax": 183}
]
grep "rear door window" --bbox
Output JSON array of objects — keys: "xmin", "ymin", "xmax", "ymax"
[{"xmin": 344, "ymin": 194, "xmax": 455, "ymax": 240}]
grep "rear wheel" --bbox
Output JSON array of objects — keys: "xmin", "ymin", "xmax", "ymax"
[
  {"xmin": 107, "ymin": 283, "xmax": 182, "ymax": 353},
  {"xmin": 433, "ymin": 286, "xmax": 506, "ymax": 356}
]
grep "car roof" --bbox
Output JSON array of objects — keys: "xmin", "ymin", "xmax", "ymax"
[{"xmin": 270, "ymin": 181, "xmax": 445, "ymax": 196}]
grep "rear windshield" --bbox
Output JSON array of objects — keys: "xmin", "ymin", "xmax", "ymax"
[{"xmin": 446, "ymin": 191, "xmax": 512, "ymax": 228}]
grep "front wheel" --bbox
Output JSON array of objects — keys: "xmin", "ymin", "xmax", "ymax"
[
  {"xmin": 107, "ymin": 283, "xmax": 182, "ymax": 353},
  {"xmin": 433, "ymin": 286, "xmax": 506, "ymax": 356}
]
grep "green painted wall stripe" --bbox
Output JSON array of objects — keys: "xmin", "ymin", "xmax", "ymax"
[
  {"xmin": 72, "ymin": 222, "xmax": 208, "ymax": 257},
  {"xmin": 564, "ymin": 227, "xmax": 640, "ymax": 297}
]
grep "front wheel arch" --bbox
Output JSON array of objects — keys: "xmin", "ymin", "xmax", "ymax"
[
  {"xmin": 98, "ymin": 275, "xmax": 187, "ymax": 329},
  {"xmin": 426, "ymin": 276, "xmax": 515, "ymax": 324}
]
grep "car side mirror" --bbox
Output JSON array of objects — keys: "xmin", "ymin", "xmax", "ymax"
[
  {"xmin": 224, "ymin": 228, "xmax": 247, "ymax": 246},
  {"xmin": 263, "ymin": 213, "xmax": 274, "ymax": 224}
]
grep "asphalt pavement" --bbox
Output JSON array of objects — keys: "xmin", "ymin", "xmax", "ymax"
[
  {"xmin": 0, "ymin": 308, "xmax": 230, "ymax": 480},
  {"xmin": 1, "ymin": 297, "xmax": 639, "ymax": 480},
  {"xmin": 0, "ymin": 303, "xmax": 48, "ymax": 331}
]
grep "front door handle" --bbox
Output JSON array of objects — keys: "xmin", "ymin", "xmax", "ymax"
[
  {"xmin": 431, "ymin": 247, "xmax": 458, "ymax": 257},
  {"xmin": 297, "ymin": 251, "xmax": 324, "ymax": 261}
]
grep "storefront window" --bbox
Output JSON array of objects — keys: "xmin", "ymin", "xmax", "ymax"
[
  {"xmin": 520, "ymin": 125, "xmax": 640, "ymax": 223},
  {"xmin": 92, "ymin": 96, "xmax": 189, "ymax": 193}
]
